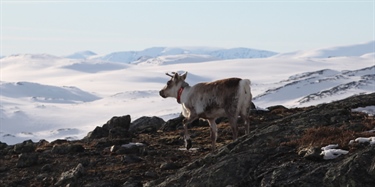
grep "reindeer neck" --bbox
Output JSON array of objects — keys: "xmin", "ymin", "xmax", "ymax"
[{"xmin": 177, "ymin": 82, "xmax": 190, "ymax": 104}]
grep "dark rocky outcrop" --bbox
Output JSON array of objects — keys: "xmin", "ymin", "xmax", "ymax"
[
  {"xmin": 129, "ymin": 116, "xmax": 165, "ymax": 133},
  {"xmin": 51, "ymin": 144, "xmax": 85, "ymax": 154},
  {"xmin": 13, "ymin": 140, "xmax": 36, "ymax": 153},
  {"xmin": 16, "ymin": 153, "xmax": 39, "ymax": 168},
  {"xmin": 0, "ymin": 93, "xmax": 374, "ymax": 187},
  {"xmin": 85, "ymin": 115, "xmax": 132, "ymax": 140}
]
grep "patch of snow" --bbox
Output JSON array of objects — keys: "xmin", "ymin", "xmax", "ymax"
[
  {"xmin": 178, "ymin": 147, "xmax": 199, "ymax": 151},
  {"xmin": 352, "ymin": 106, "xmax": 375, "ymax": 117},
  {"xmin": 121, "ymin": 142, "xmax": 145, "ymax": 148},
  {"xmin": 320, "ymin": 144, "xmax": 349, "ymax": 160},
  {"xmin": 353, "ymin": 137, "xmax": 375, "ymax": 145}
]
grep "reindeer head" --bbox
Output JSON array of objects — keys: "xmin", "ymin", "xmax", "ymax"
[{"xmin": 159, "ymin": 72, "xmax": 188, "ymax": 99}]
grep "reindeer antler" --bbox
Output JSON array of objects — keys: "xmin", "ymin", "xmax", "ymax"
[{"xmin": 165, "ymin": 72, "xmax": 176, "ymax": 78}]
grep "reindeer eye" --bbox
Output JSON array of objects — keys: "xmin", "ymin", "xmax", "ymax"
[{"xmin": 167, "ymin": 80, "xmax": 172, "ymax": 85}]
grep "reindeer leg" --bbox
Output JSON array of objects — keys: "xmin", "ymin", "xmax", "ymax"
[
  {"xmin": 240, "ymin": 112, "xmax": 250, "ymax": 135},
  {"xmin": 183, "ymin": 119, "xmax": 192, "ymax": 150},
  {"xmin": 245, "ymin": 116, "xmax": 250, "ymax": 135},
  {"xmin": 208, "ymin": 119, "xmax": 218, "ymax": 152},
  {"xmin": 228, "ymin": 117, "xmax": 239, "ymax": 140},
  {"xmin": 182, "ymin": 116, "xmax": 197, "ymax": 150}
]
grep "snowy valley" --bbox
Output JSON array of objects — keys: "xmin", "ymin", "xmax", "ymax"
[{"xmin": 0, "ymin": 41, "xmax": 374, "ymax": 145}]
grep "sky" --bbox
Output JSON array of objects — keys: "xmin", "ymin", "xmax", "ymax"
[{"xmin": 1, "ymin": 0, "xmax": 374, "ymax": 56}]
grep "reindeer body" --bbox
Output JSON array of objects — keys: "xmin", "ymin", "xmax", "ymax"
[{"xmin": 159, "ymin": 72, "xmax": 252, "ymax": 151}]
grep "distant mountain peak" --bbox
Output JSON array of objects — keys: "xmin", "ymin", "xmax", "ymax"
[{"xmin": 65, "ymin": 51, "xmax": 97, "ymax": 59}]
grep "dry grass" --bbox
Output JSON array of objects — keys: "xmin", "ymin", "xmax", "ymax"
[
  {"xmin": 282, "ymin": 112, "xmax": 375, "ymax": 150},
  {"xmin": 282, "ymin": 126, "xmax": 356, "ymax": 149}
]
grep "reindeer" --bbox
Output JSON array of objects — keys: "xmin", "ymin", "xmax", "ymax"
[{"xmin": 159, "ymin": 72, "xmax": 252, "ymax": 151}]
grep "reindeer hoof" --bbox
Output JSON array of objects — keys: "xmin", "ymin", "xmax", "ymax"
[{"xmin": 185, "ymin": 139, "xmax": 192, "ymax": 150}]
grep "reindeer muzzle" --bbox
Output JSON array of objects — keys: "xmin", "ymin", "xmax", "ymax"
[{"xmin": 159, "ymin": 90, "xmax": 167, "ymax": 98}]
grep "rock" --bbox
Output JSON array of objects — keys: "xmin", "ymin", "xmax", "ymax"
[
  {"xmin": 0, "ymin": 166, "xmax": 8, "ymax": 173},
  {"xmin": 37, "ymin": 139, "xmax": 49, "ymax": 146},
  {"xmin": 160, "ymin": 162, "xmax": 180, "ymax": 171},
  {"xmin": 267, "ymin": 105, "xmax": 289, "ymax": 112},
  {"xmin": 105, "ymin": 115, "xmax": 131, "ymax": 130},
  {"xmin": 161, "ymin": 115, "xmax": 184, "ymax": 132},
  {"xmin": 50, "ymin": 139, "xmax": 69, "ymax": 145},
  {"xmin": 93, "ymin": 138, "xmax": 131, "ymax": 149},
  {"xmin": 41, "ymin": 164, "xmax": 52, "ymax": 172},
  {"xmin": 109, "ymin": 127, "xmax": 132, "ymax": 139},
  {"xmin": 130, "ymin": 116, "xmax": 165, "ymax": 133},
  {"xmin": 122, "ymin": 155, "xmax": 143, "ymax": 164},
  {"xmin": 16, "ymin": 153, "xmax": 39, "ymax": 168},
  {"xmin": 116, "ymin": 143, "xmax": 144, "ymax": 155},
  {"xmin": 323, "ymin": 146, "xmax": 375, "ymax": 187},
  {"xmin": 14, "ymin": 140, "xmax": 36, "ymax": 153},
  {"xmin": 51, "ymin": 144, "xmax": 84, "ymax": 154},
  {"xmin": 0, "ymin": 141, "xmax": 7, "ymax": 150},
  {"xmin": 85, "ymin": 126, "xmax": 109, "ymax": 139},
  {"xmin": 298, "ymin": 146, "xmax": 323, "ymax": 161},
  {"xmin": 144, "ymin": 171, "xmax": 157, "ymax": 178},
  {"xmin": 123, "ymin": 177, "xmax": 142, "ymax": 187},
  {"xmin": 55, "ymin": 163, "xmax": 85, "ymax": 186},
  {"xmin": 83, "ymin": 181, "xmax": 117, "ymax": 187},
  {"xmin": 161, "ymin": 115, "xmax": 213, "ymax": 132},
  {"xmin": 85, "ymin": 115, "xmax": 132, "ymax": 140}
]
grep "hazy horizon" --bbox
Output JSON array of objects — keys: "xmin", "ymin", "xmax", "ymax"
[{"xmin": 1, "ymin": 0, "xmax": 374, "ymax": 56}]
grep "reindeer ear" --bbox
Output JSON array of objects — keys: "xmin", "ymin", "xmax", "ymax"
[{"xmin": 181, "ymin": 71, "xmax": 188, "ymax": 80}]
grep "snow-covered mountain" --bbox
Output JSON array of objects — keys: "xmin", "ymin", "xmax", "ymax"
[
  {"xmin": 254, "ymin": 66, "xmax": 375, "ymax": 107},
  {"xmin": 88, "ymin": 47, "xmax": 277, "ymax": 63},
  {"xmin": 275, "ymin": 41, "xmax": 375, "ymax": 58},
  {"xmin": 0, "ymin": 41, "xmax": 373, "ymax": 145},
  {"xmin": 208, "ymin": 47, "xmax": 277, "ymax": 59},
  {"xmin": 0, "ymin": 81, "xmax": 100, "ymax": 103},
  {"xmin": 65, "ymin": 50, "xmax": 97, "ymax": 59},
  {"xmin": 132, "ymin": 54, "xmax": 219, "ymax": 65}
]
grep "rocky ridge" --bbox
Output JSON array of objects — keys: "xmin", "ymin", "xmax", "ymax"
[{"xmin": 0, "ymin": 93, "xmax": 374, "ymax": 187}]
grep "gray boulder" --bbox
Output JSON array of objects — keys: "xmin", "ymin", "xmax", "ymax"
[{"xmin": 55, "ymin": 163, "xmax": 85, "ymax": 186}]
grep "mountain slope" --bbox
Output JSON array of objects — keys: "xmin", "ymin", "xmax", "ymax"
[
  {"xmin": 254, "ymin": 65, "xmax": 375, "ymax": 107},
  {"xmin": 62, "ymin": 61, "xmax": 127, "ymax": 73},
  {"xmin": 0, "ymin": 81, "xmax": 100, "ymax": 103}
]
